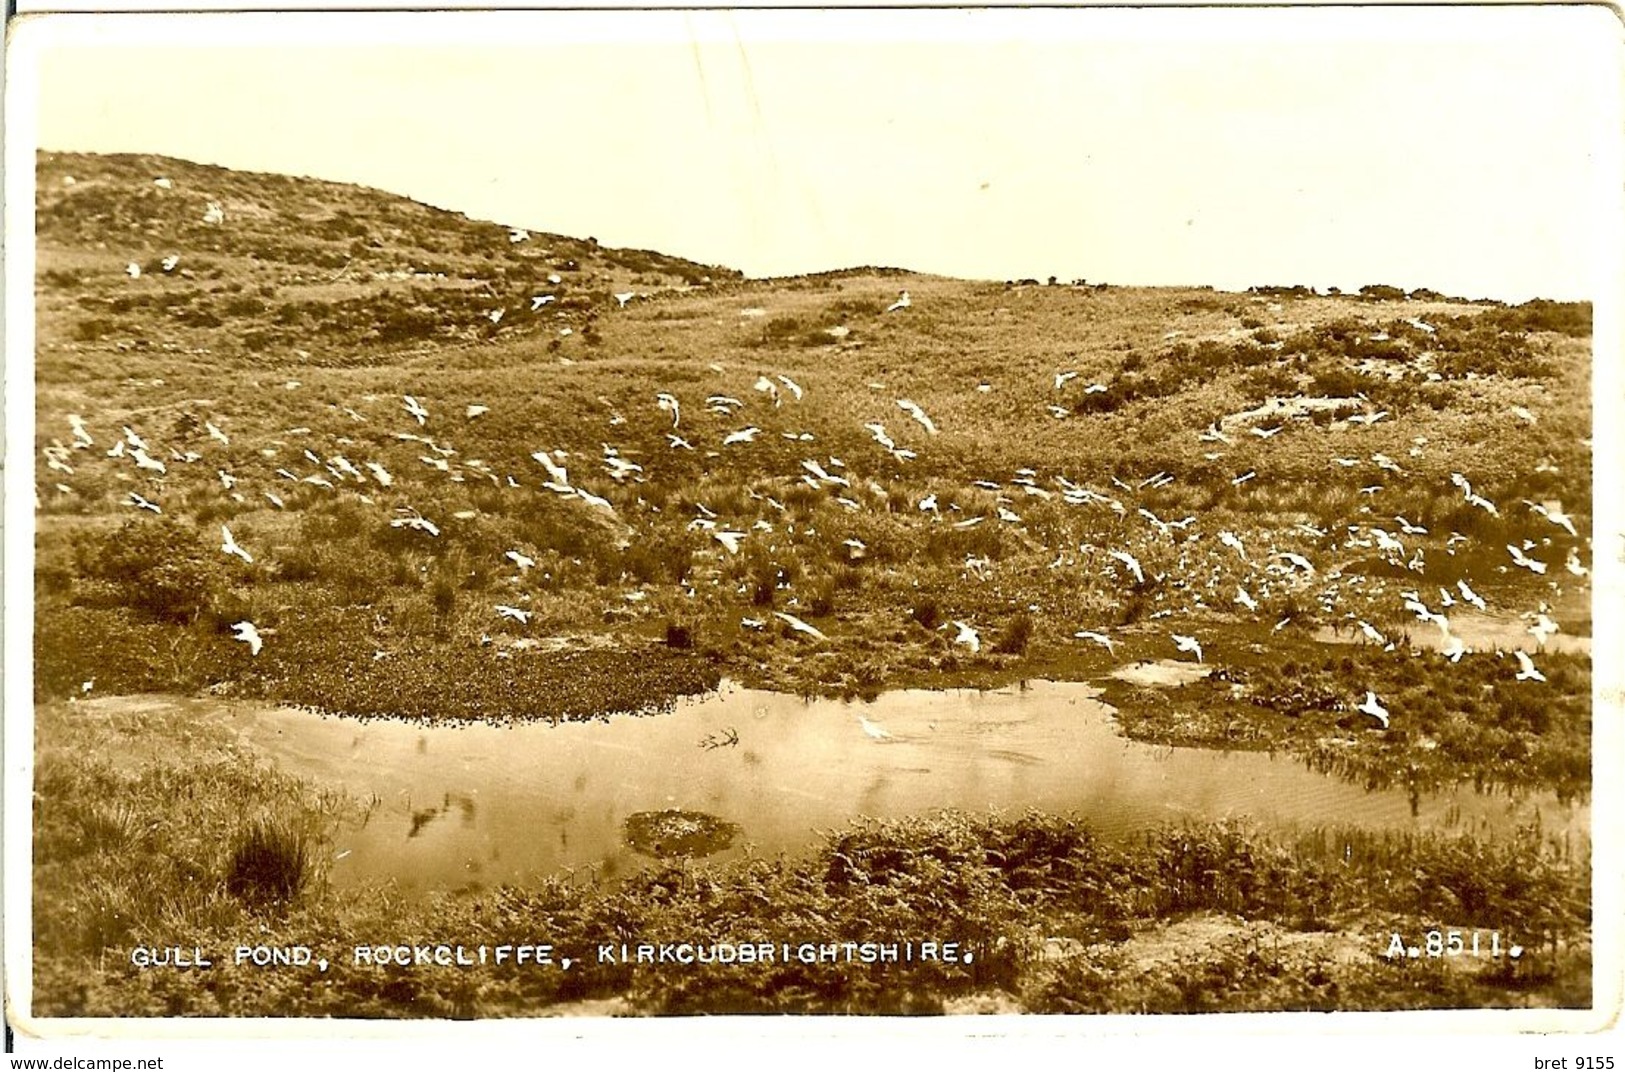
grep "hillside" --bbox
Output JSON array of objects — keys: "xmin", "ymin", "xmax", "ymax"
[
  {"xmin": 34, "ymin": 151, "xmax": 741, "ymax": 363},
  {"xmin": 33, "ymin": 150, "xmax": 1593, "ymax": 741},
  {"xmin": 27, "ymin": 150, "xmax": 1596, "ymax": 1017}
]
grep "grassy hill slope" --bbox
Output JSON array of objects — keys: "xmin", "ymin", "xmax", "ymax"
[{"xmin": 32, "ymin": 151, "xmax": 1593, "ymax": 788}]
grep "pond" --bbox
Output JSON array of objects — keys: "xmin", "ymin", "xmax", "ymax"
[
  {"xmin": 226, "ymin": 680, "xmax": 1587, "ymax": 893},
  {"xmin": 1312, "ymin": 582, "xmax": 1592, "ymax": 657},
  {"xmin": 1314, "ymin": 611, "xmax": 1591, "ymax": 656}
]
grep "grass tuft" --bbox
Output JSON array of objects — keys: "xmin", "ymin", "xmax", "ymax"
[{"xmin": 226, "ymin": 815, "xmax": 312, "ymax": 906}]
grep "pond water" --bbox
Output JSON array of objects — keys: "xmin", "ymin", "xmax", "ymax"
[
  {"xmin": 1314, "ymin": 611, "xmax": 1592, "ymax": 656},
  {"xmin": 227, "ymin": 680, "xmax": 1586, "ymax": 893}
]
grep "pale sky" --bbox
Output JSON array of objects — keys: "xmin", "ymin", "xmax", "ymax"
[{"xmin": 14, "ymin": 7, "xmax": 1623, "ymax": 300}]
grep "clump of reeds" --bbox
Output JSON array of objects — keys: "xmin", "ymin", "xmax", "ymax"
[
  {"xmin": 910, "ymin": 597, "xmax": 942, "ymax": 631},
  {"xmin": 993, "ymin": 610, "xmax": 1035, "ymax": 655},
  {"xmin": 226, "ymin": 815, "xmax": 311, "ymax": 906}
]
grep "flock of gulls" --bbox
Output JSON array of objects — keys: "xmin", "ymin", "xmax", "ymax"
[
  {"xmin": 40, "ymin": 171, "xmax": 1588, "ymax": 742},
  {"xmin": 46, "ymin": 299, "xmax": 1583, "ymax": 738}
]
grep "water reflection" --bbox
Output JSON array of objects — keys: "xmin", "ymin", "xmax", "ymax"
[
  {"xmin": 404, "ymin": 791, "xmax": 477, "ymax": 838},
  {"xmin": 228, "ymin": 681, "xmax": 1588, "ymax": 893},
  {"xmin": 1316, "ymin": 611, "xmax": 1591, "ymax": 656}
]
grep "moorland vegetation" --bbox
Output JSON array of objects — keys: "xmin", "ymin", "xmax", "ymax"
[{"xmin": 28, "ymin": 151, "xmax": 1595, "ymax": 1015}]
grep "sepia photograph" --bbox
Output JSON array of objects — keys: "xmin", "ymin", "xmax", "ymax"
[{"xmin": 4, "ymin": 3, "xmax": 1620, "ymax": 1051}]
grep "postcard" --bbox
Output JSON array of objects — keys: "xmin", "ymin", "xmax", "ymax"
[{"xmin": 4, "ymin": 5, "xmax": 1620, "ymax": 1062}]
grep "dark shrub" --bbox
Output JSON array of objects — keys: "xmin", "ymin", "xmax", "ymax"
[
  {"xmin": 993, "ymin": 611, "xmax": 1035, "ymax": 655},
  {"xmin": 652, "ymin": 532, "xmax": 697, "ymax": 584},
  {"xmin": 1309, "ymin": 364, "xmax": 1366, "ymax": 397},
  {"xmin": 176, "ymin": 306, "xmax": 223, "ymax": 328},
  {"xmin": 81, "ymin": 517, "xmax": 226, "ymax": 624},
  {"xmin": 1485, "ymin": 300, "xmax": 1591, "ymax": 338},
  {"xmin": 826, "ymin": 296, "xmax": 885, "ymax": 318},
  {"xmin": 221, "ymin": 295, "xmax": 267, "ymax": 317},
  {"xmin": 738, "ymin": 546, "xmax": 791, "ymax": 606},
  {"xmin": 430, "ymin": 577, "xmax": 457, "ymax": 618},
  {"xmin": 805, "ymin": 577, "xmax": 838, "ymax": 617},
  {"xmin": 74, "ymin": 318, "xmax": 118, "ymax": 342},
  {"xmin": 1359, "ymin": 284, "xmax": 1407, "ymax": 302},
  {"xmin": 1240, "ymin": 364, "xmax": 1299, "ymax": 398},
  {"xmin": 40, "ymin": 267, "xmax": 85, "ymax": 287},
  {"xmin": 242, "ymin": 329, "xmax": 277, "ymax": 353},
  {"xmin": 302, "ymin": 501, "xmax": 371, "ymax": 543},
  {"xmin": 1118, "ymin": 587, "xmax": 1154, "ymax": 625},
  {"xmin": 911, "ymin": 597, "xmax": 942, "ymax": 631}
]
